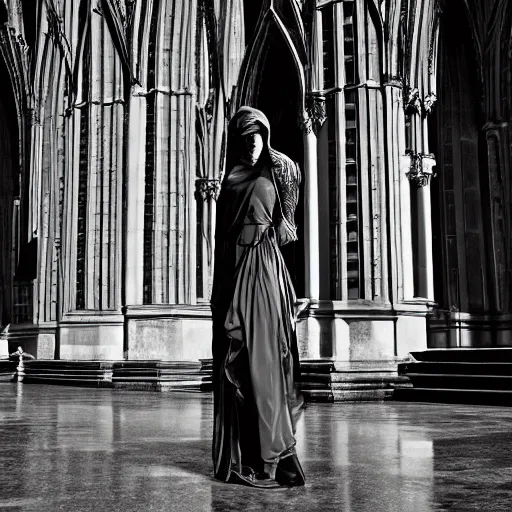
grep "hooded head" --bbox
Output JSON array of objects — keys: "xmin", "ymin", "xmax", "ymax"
[
  {"xmin": 221, "ymin": 106, "xmax": 301, "ymax": 244},
  {"xmin": 225, "ymin": 107, "xmax": 273, "ymax": 174}
]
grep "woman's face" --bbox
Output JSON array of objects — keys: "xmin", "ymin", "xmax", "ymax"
[{"xmin": 243, "ymin": 132, "xmax": 264, "ymax": 165}]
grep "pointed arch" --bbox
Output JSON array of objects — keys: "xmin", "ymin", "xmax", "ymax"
[{"xmin": 236, "ymin": 7, "xmax": 306, "ymax": 110}]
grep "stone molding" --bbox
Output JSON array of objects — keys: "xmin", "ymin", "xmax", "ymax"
[{"xmin": 124, "ymin": 304, "xmax": 212, "ymax": 319}]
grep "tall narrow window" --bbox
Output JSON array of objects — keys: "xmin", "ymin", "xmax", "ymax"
[
  {"xmin": 343, "ymin": 0, "xmax": 361, "ymax": 299},
  {"xmin": 76, "ymin": 106, "xmax": 89, "ymax": 310},
  {"xmin": 142, "ymin": 3, "xmax": 159, "ymax": 304}
]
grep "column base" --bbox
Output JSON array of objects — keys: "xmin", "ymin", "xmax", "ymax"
[
  {"xmin": 428, "ymin": 312, "xmax": 512, "ymax": 348},
  {"xmin": 124, "ymin": 305, "xmax": 212, "ymax": 361},
  {"xmin": 3, "ymin": 323, "xmax": 56, "ymax": 359},
  {"xmin": 297, "ymin": 300, "xmax": 428, "ymax": 361},
  {"xmin": 293, "ymin": 300, "xmax": 428, "ymax": 402},
  {"xmin": 59, "ymin": 313, "xmax": 124, "ymax": 360}
]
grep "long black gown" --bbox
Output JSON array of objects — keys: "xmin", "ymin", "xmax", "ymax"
[{"xmin": 211, "ymin": 107, "xmax": 305, "ymax": 487}]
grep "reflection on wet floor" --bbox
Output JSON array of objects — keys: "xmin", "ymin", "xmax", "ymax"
[{"xmin": 1, "ymin": 384, "xmax": 511, "ymax": 511}]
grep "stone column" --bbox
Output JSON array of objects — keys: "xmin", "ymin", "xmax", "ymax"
[
  {"xmin": 398, "ymin": 153, "xmax": 415, "ymax": 300},
  {"xmin": 483, "ymin": 123, "xmax": 510, "ymax": 314},
  {"xmin": 407, "ymin": 152, "xmax": 435, "ymax": 301},
  {"xmin": 125, "ymin": 92, "xmax": 146, "ymax": 306},
  {"xmin": 301, "ymin": 6, "xmax": 326, "ymax": 302},
  {"xmin": 303, "ymin": 122, "xmax": 320, "ymax": 301}
]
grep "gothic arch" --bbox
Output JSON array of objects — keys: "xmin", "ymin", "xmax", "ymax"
[
  {"xmin": 0, "ymin": 2, "xmax": 35, "ymax": 325},
  {"xmin": 431, "ymin": 0, "xmax": 489, "ymax": 316},
  {"xmin": 236, "ymin": 6, "xmax": 306, "ymax": 111},
  {"xmin": 235, "ymin": 2, "xmax": 307, "ymax": 295},
  {"xmin": 0, "ymin": 52, "xmax": 19, "ymax": 326}
]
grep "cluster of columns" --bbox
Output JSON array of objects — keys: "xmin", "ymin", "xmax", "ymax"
[
  {"xmin": 303, "ymin": 0, "xmax": 438, "ymax": 306},
  {"xmin": 6, "ymin": 0, "xmax": 498, "ymax": 358}
]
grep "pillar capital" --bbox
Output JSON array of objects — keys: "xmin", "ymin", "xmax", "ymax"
[
  {"xmin": 195, "ymin": 178, "xmax": 221, "ymax": 201},
  {"xmin": 405, "ymin": 151, "xmax": 436, "ymax": 188},
  {"xmin": 299, "ymin": 93, "xmax": 327, "ymax": 135}
]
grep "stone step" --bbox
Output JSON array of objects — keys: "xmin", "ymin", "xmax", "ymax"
[
  {"xmin": 395, "ymin": 348, "xmax": 512, "ymax": 406},
  {"xmin": 405, "ymin": 373, "xmax": 512, "ymax": 391},
  {"xmin": 301, "ymin": 381, "xmax": 402, "ymax": 391},
  {"xmin": 398, "ymin": 361, "xmax": 512, "ymax": 376},
  {"xmin": 0, "ymin": 360, "xmax": 16, "ymax": 382},
  {"xmin": 299, "ymin": 360, "xmax": 405, "ymax": 402},
  {"xmin": 5, "ymin": 359, "xmax": 213, "ymax": 392},
  {"xmin": 409, "ymin": 348, "xmax": 512, "ymax": 363},
  {"xmin": 3, "ymin": 358, "xmax": 408, "ymax": 402},
  {"xmin": 303, "ymin": 388, "xmax": 394, "ymax": 403},
  {"xmin": 302, "ymin": 372, "xmax": 408, "ymax": 384},
  {"xmin": 393, "ymin": 387, "xmax": 512, "ymax": 407}
]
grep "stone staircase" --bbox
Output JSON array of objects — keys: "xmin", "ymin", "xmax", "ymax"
[
  {"xmin": 299, "ymin": 360, "xmax": 410, "ymax": 402},
  {"xmin": 0, "ymin": 360, "xmax": 16, "ymax": 382},
  {"xmin": 1, "ymin": 357, "xmax": 410, "ymax": 402},
  {"xmin": 5, "ymin": 350, "xmax": 512, "ymax": 406},
  {"xmin": 4, "ymin": 359, "xmax": 213, "ymax": 391},
  {"xmin": 394, "ymin": 348, "xmax": 512, "ymax": 406}
]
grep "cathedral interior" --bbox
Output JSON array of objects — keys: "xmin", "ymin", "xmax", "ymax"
[{"xmin": 0, "ymin": 0, "xmax": 511, "ymax": 393}]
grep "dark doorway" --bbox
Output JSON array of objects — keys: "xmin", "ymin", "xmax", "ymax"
[
  {"xmin": 249, "ymin": 22, "xmax": 305, "ymax": 297},
  {"xmin": 430, "ymin": 0, "xmax": 488, "ymax": 314},
  {"xmin": 0, "ymin": 53, "xmax": 19, "ymax": 327}
]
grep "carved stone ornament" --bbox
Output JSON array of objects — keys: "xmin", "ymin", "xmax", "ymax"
[
  {"xmin": 423, "ymin": 92, "xmax": 437, "ymax": 115},
  {"xmin": 404, "ymin": 87, "xmax": 422, "ymax": 115},
  {"xmin": 406, "ymin": 150, "xmax": 435, "ymax": 187},
  {"xmin": 297, "ymin": 110, "xmax": 311, "ymax": 133},
  {"xmin": 204, "ymin": 89, "xmax": 215, "ymax": 124},
  {"xmin": 384, "ymin": 75, "xmax": 403, "ymax": 88},
  {"xmin": 27, "ymin": 107, "xmax": 39, "ymax": 125},
  {"xmin": 298, "ymin": 94, "xmax": 327, "ymax": 135},
  {"xmin": 306, "ymin": 94, "xmax": 327, "ymax": 135},
  {"xmin": 195, "ymin": 178, "xmax": 221, "ymax": 201}
]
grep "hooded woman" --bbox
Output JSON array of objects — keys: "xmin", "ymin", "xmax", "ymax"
[{"xmin": 211, "ymin": 106, "xmax": 305, "ymax": 488}]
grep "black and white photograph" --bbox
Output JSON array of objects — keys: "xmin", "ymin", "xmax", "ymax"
[{"xmin": 1, "ymin": 0, "xmax": 512, "ymax": 510}]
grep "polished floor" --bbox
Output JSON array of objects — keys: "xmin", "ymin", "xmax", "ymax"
[{"xmin": 0, "ymin": 386, "xmax": 511, "ymax": 512}]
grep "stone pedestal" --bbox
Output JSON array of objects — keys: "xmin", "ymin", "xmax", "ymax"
[
  {"xmin": 58, "ymin": 313, "xmax": 123, "ymax": 360},
  {"xmin": 124, "ymin": 305, "xmax": 212, "ymax": 361},
  {"xmin": 297, "ymin": 300, "xmax": 428, "ymax": 363},
  {"xmin": 0, "ymin": 339, "xmax": 8, "ymax": 359},
  {"xmin": 2, "ymin": 324, "xmax": 55, "ymax": 359},
  {"xmin": 428, "ymin": 313, "xmax": 512, "ymax": 348}
]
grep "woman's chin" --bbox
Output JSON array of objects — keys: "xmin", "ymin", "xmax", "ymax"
[{"xmin": 241, "ymin": 156, "xmax": 259, "ymax": 167}]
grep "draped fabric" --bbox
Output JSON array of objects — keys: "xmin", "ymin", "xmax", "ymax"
[{"xmin": 211, "ymin": 107, "xmax": 304, "ymax": 486}]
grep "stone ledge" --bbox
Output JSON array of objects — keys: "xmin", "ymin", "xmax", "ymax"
[
  {"xmin": 124, "ymin": 304, "xmax": 212, "ymax": 319},
  {"xmin": 303, "ymin": 389, "xmax": 395, "ymax": 402}
]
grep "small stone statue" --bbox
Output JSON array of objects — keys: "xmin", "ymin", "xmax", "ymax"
[{"xmin": 10, "ymin": 346, "xmax": 35, "ymax": 382}]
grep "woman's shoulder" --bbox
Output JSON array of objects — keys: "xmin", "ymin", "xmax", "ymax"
[
  {"xmin": 269, "ymin": 148, "xmax": 296, "ymax": 167},
  {"xmin": 269, "ymin": 149, "xmax": 301, "ymax": 186}
]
